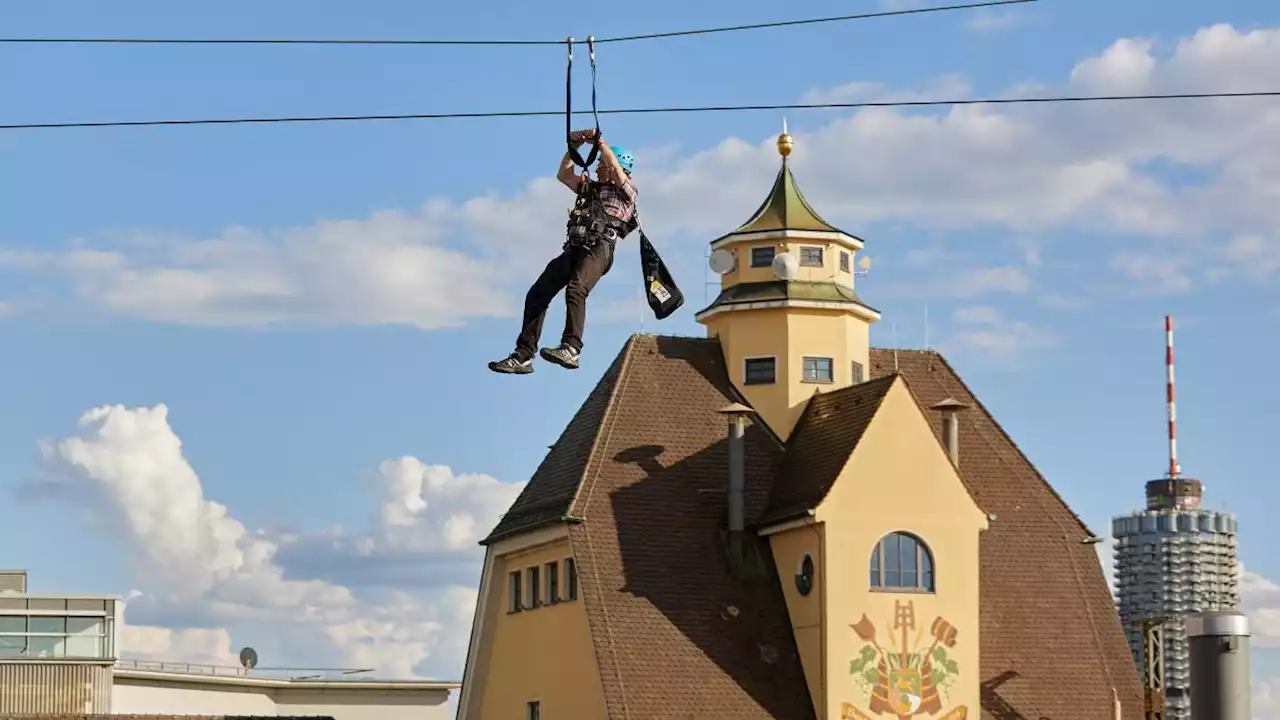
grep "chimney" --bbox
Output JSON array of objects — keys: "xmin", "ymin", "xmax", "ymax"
[
  {"xmin": 1187, "ymin": 611, "xmax": 1252, "ymax": 720},
  {"xmin": 718, "ymin": 403, "xmax": 753, "ymax": 534},
  {"xmin": 930, "ymin": 398, "xmax": 969, "ymax": 468}
]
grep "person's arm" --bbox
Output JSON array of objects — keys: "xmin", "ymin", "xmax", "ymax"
[
  {"xmin": 596, "ymin": 141, "xmax": 637, "ymax": 202},
  {"xmin": 556, "ymin": 151, "xmax": 584, "ymax": 191},
  {"xmin": 556, "ymin": 129, "xmax": 597, "ymax": 191}
]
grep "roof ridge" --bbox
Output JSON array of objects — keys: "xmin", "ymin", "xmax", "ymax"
[
  {"xmin": 926, "ymin": 351, "xmax": 1094, "ymax": 537},
  {"xmin": 784, "ymin": 373, "xmax": 898, "ymax": 449},
  {"xmin": 566, "ymin": 334, "xmax": 641, "ymax": 520}
]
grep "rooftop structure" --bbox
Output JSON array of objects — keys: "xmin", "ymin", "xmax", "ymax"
[{"xmin": 0, "ymin": 571, "xmax": 457, "ymax": 720}]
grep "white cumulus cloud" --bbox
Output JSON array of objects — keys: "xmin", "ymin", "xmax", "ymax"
[{"xmin": 32, "ymin": 403, "xmax": 519, "ymax": 680}]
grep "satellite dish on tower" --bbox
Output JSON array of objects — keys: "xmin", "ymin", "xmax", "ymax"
[
  {"xmin": 772, "ymin": 252, "xmax": 799, "ymax": 280},
  {"xmin": 239, "ymin": 646, "xmax": 259, "ymax": 670},
  {"xmin": 857, "ymin": 255, "xmax": 873, "ymax": 272},
  {"xmin": 708, "ymin": 249, "xmax": 735, "ymax": 275}
]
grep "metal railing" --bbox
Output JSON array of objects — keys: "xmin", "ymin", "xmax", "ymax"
[{"xmin": 114, "ymin": 658, "xmax": 375, "ymax": 680}]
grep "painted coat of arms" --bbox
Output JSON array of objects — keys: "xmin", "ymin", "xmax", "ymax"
[{"xmin": 841, "ymin": 600, "xmax": 968, "ymax": 720}]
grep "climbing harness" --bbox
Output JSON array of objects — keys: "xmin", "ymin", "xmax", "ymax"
[
  {"xmin": 564, "ymin": 183, "xmax": 632, "ymax": 251},
  {"xmin": 565, "ymin": 36, "xmax": 602, "ymax": 171}
]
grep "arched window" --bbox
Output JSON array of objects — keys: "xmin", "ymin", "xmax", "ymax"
[{"xmin": 869, "ymin": 532, "xmax": 935, "ymax": 592}]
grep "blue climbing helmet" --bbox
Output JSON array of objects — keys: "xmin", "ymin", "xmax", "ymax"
[{"xmin": 610, "ymin": 145, "xmax": 635, "ymax": 175}]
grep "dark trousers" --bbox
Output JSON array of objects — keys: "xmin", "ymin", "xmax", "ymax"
[{"xmin": 515, "ymin": 238, "xmax": 616, "ymax": 360}]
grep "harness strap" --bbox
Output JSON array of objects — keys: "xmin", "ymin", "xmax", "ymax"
[{"xmin": 565, "ymin": 36, "xmax": 601, "ymax": 170}]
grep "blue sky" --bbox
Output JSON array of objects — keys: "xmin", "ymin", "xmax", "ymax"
[{"xmin": 4, "ymin": 0, "xmax": 1280, "ymax": 710}]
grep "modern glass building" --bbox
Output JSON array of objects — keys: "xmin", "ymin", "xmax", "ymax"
[
  {"xmin": 0, "ymin": 569, "xmax": 118, "ymax": 714},
  {"xmin": 0, "ymin": 569, "xmax": 119, "ymax": 660}
]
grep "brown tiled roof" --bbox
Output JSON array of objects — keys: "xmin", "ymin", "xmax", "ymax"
[
  {"xmin": 484, "ymin": 335, "xmax": 1141, "ymax": 720},
  {"xmin": 482, "ymin": 340, "xmax": 633, "ymax": 545},
  {"xmin": 565, "ymin": 335, "xmax": 815, "ymax": 719},
  {"xmin": 762, "ymin": 374, "xmax": 897, "ymax": 525},
  {"xmin": 868, "ymin": 349, "xmax": 1142, "ymax": 720}
]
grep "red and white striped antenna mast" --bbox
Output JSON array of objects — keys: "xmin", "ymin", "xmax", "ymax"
[{"xmin": 1165, "ymin": 315, "xmax": 1180, "ymax": 479}]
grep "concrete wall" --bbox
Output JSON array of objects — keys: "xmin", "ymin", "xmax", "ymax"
[
  {"xmin": 112, "ymin": 675, "xmax": 455, "ymax": 720},
  {"xmin": 0, "ymin": 662, "xmax": 113, "ymax": 715}
]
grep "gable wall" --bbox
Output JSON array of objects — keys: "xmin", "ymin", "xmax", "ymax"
[{"xmin": 814, "ymin": 381, "xmax": 987, "ymax": 720}]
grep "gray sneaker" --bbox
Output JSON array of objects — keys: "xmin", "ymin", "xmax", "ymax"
[
  {"xmin": 539, "ymin": 345, "xmax": 580, "ymax": 370},
  {"xmin": 488, "ymin": 353, "xmax": 533, "ymax": 374}
]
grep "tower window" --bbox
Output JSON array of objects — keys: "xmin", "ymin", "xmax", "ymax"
[
  {"xmin": 526, "ymin": 700, "xmax": 541, "ymax": 720},
  {"xmin": 840, "ymin": 251, "xmax": 851, "ymax": 273},
  {"xmin": 799, "ymin": 247, "xmax": 823, "ymax": 267},
  {"xmin": 851, "ymin": 361, "xmax": 864, "ymax": 384},
  {"xmin": 869, "ymin": 532, "xmax": 935, "ymax": 593},
  {"xmin": 744, "ymin": 357, "xmax": 777, "ymax": 385},
  {"xmin": 802, "ymin": 357, "xmax": 833, "ymax": 383},
  {"xmin": 508, "ymin": 571, "xmax": 523, "ymax": 613},
  {"xmin": 750, "ymin": 246, "xmax": 776, "ymax": 268}
]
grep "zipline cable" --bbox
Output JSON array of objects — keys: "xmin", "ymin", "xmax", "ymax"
[
  {"xmin": 2, "ymin": 91, "xmax": 1277, "ymax": 131},
  {"xmin": 0, "ymin": 0, "xmax": 1035, "ymax": 47}
]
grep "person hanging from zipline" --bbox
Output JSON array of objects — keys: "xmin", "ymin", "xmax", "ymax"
[{"xmin": 488, "ymin": 129, "xmax": 638, "ymax": 374}]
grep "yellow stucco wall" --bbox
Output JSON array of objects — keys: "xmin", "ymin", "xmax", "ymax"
[
  {"xmin": 472, "ymin": 539, "xmax": 607, "ymax": 720},
  {"xmin": 813, "ymin": 379, "xmax": 988, "ymax": 720},
  {"xmin": 705, "ymin": 305, "xmax": 871, "ymax": 440},
  {"xmin": 769, "ymin": 524, "xmax": 826, "ymax": 719}
]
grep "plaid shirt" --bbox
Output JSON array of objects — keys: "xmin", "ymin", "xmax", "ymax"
[{"xmin": 588, "ymin": 175, "xmax": 638, "ymax": 224}]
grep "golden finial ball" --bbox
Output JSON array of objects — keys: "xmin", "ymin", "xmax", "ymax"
[{"xmin": 777, "ymin": 132, "xmax": 794, "ymax": 158}]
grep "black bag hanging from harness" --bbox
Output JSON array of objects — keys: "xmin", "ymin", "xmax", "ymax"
[{"xmin": 637, "ymin": 226, "xmax": 684, "ymax": 320}]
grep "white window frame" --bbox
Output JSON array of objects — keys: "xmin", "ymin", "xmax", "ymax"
[
  {"xmin": 799, "ymin": 246, "xmax": 824, "ymax": 268},
  {"xmin": 801, "ymin": 356, "xmax": 834, "ymax": 384}
]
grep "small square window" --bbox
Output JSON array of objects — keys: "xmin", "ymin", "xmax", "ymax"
[
  {"xmin": 744, "ymin": 357, "xmax": 777, "ymax": 385},
  {"xmin": 799, "ymin": 247, "xmax": 823, "ymax": 267},
  {"xmin": 566, "ymin": 557, "xmax": 579, "ymax": 601},
  {"xmin": 750, "ymin": 246, "xmax": 776, "ymax": 268},
  {"xmin": 803, "ymin": 357, "xmax": 833, "ymax": 383},
  {"xmin": 527, "ymin": 566, "xmax": 541, "ymax": 609},
  {"xmin": 851, "ymin": 361, "xmax": 864, "ymax": 384},
  {"xmin": 546, "ymin": 561, "xmax": 560, "ymax": 604},
  {"xmin": 508, "ymin": 570, "xmax": 523, "ymax": 613},
  {"xmin": 527, "ymin": 700, "xmax": 542, "ymax": 720},
  {"xmin": 840, "ymin": 251, "xmax": 851, "ymax": 273}
]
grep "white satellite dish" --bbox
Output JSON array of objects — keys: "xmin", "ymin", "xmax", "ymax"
[
  {"xmin": 772, "ymin": 251, "xmax": 799, "ymax": 280},
  {"xmin": 709, "ymin": 249, "xmax": 735, "ymax": 275},
  {"xmin": 858, "ymin": 255, "xmax": 873, "ymax": 272}
]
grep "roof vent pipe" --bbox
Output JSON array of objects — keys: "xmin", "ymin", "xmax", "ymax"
[
  {"xmin": 718, "ymin": 403, "xmax": 754, "ymax": 534},
  {"xmin": 931, "ymin": 398, "xmax": 970, "ymax": 468}
]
